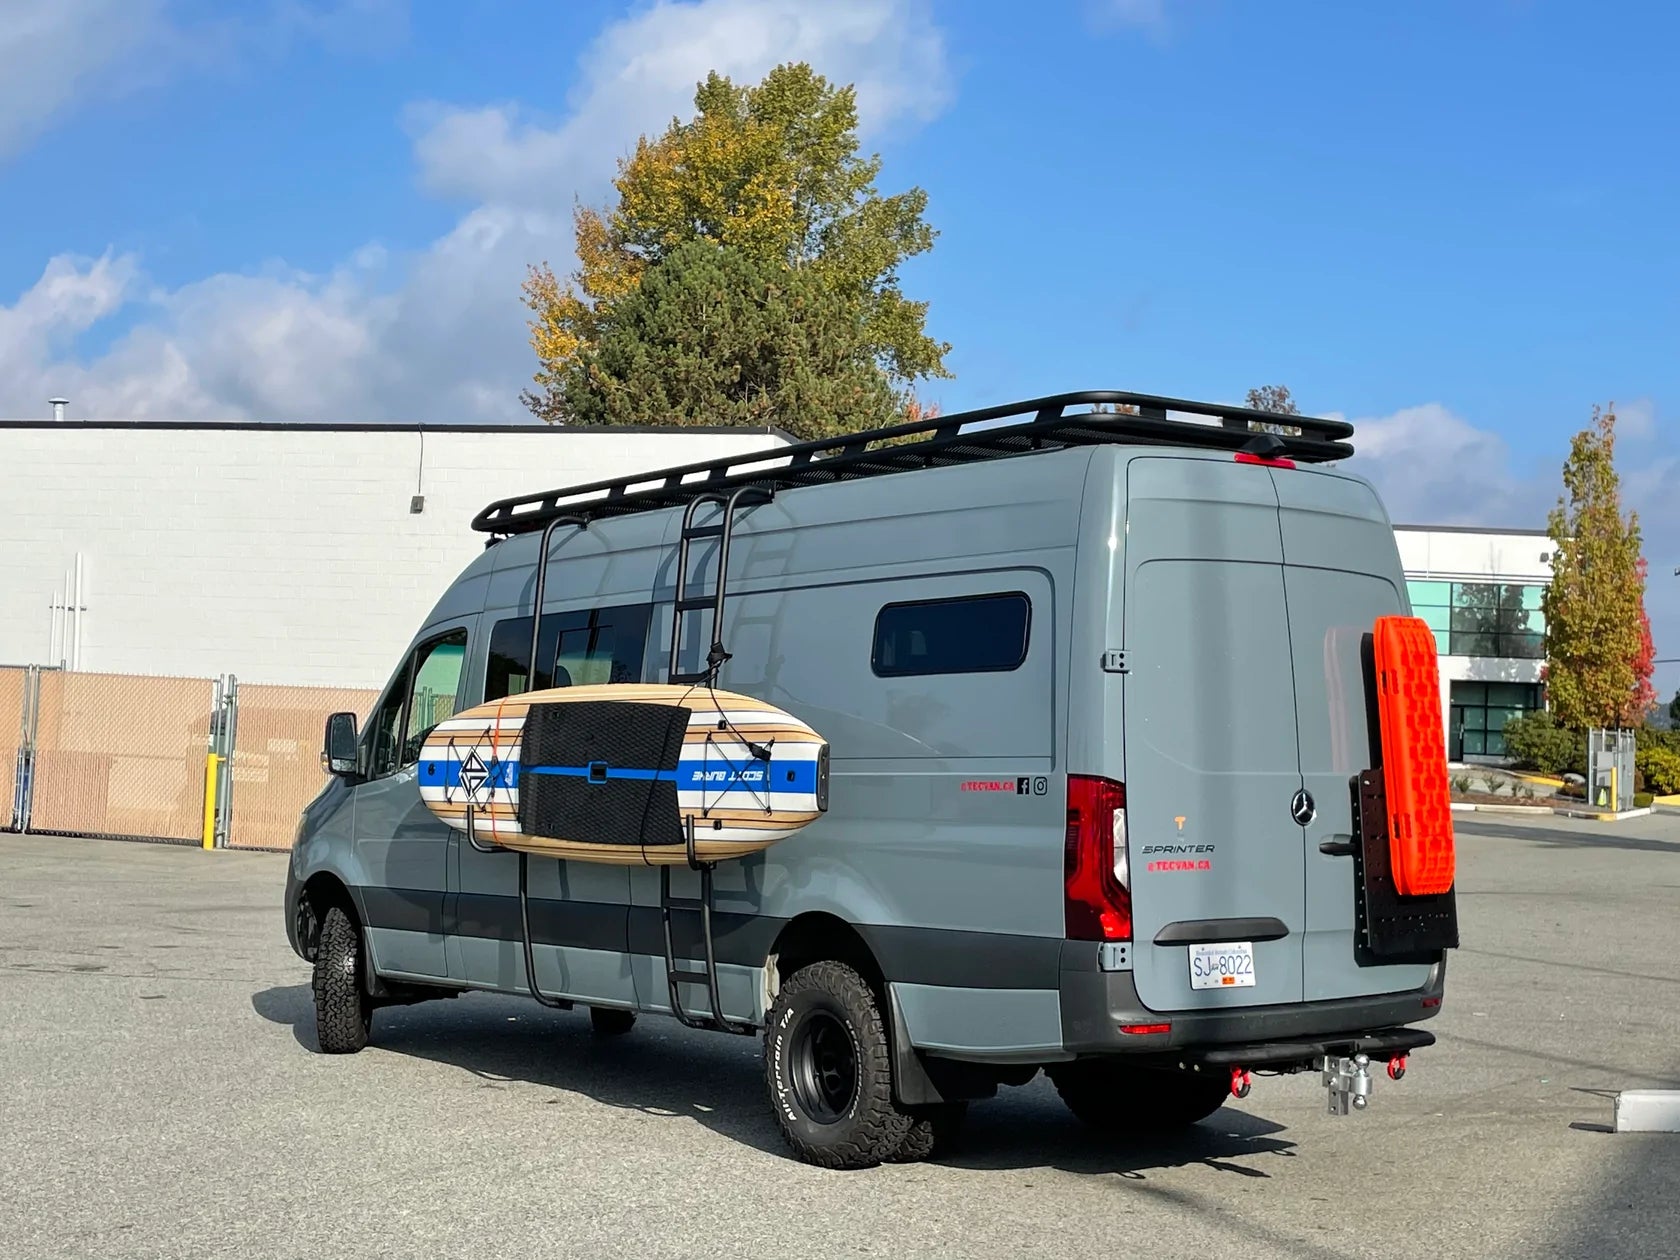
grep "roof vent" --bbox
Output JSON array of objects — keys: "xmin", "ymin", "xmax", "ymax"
[{"xmin": 48, "ymin": 397, "xmax": 68, "ymax": 422}]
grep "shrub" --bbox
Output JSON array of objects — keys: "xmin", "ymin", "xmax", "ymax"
[
  {"xmin": 1502, "ymin": 712, "xmax": 1584, "ymax": 776},
  {"xmin": 1635, "ymin": 792, "xmax": 1654, "ymax": 809},
  {"xmin": 1449, "ymin": 773, "xmax": 1474, "ymax": 796},
  {"xmin": 1635, "ymin": 744, "xmax": 1680, "ymax": 796},
  {"xmin": 1639, "ymin": 726, "xmax": 1680, "ymax": 757}
]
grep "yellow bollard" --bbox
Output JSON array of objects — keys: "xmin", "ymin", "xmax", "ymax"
[{"xmin": 202, "ymin": 753, "xmax": 221, "ymax": 849}]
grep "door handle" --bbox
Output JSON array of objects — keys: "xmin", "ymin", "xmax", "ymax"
[{"xmin": 1318, "ymin": 836, "xmax": 1355, "ymax": 857}]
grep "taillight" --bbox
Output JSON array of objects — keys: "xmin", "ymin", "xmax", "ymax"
[
  {"xmin": 1065, "ymin": 774, "xmax": 1132, "ymax": 941},
  {"xmin": 1234, "ymin": 451, "xmax": 1296, "ymax": 469}
]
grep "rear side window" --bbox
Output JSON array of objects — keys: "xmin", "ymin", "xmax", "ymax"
[
  {"xmin": 871, "ymin": 592, "xmax": 1030, "ymax": 677},
  {"xmin": 485, "ymin": 603, "xmax": 651, "ymax": 700}
]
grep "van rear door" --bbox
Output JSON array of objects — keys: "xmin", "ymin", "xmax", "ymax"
[
  {"xmin": 1272, "ymin": 469, "xmax": 1436, "ymax": 1001},
  {"xmin": 1120, "ymin": 457, "xmax": 1306, "ymax": 1011}
]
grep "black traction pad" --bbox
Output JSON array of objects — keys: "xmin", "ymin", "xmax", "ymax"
[
  {"xmin": 517, "ymin": 700, "xmax": 689, "ymax": 848},
  {"xmin": 1351, "ymin": 767, "xmax": 1459, "ymax": 961}
]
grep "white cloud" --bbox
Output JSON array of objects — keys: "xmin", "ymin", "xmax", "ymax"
[
  {"xmin": 2, "ymin": 0, "xmax": 950, "ymax": 425},
  {"xmin": 1100, "ymin": 0, "xmax": 1168, "ymax": 29},
  {"xmin": 0, "ymin": 1, "xmax": 409, "ymax": 163},
  {"xmin": 1339, "ymin": 402, "xmax": 1555, "ymax": 528},
  {"xmin": 410, "ymin": 0, "xmax": 950, "ymax": 210},
  {"xmin": 1612, "ymin": 396, "xmax": 1659, "ymax": 442},
  {"xmin": 0, "ymin": 0, "xmax": 172, "ymax": 160}
]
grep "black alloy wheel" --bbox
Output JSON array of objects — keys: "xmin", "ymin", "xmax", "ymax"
[{"xmin": 788, "ymin": 1008, "xmax": 859, "ymax": 1124}]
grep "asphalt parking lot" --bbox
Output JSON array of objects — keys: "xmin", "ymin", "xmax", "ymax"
[{"xmin": 3, "ymin": 814, "xmax": 1678, "ymax": 1260}]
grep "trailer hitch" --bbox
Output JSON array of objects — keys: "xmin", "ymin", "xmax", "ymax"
[{"xmin": 1320, "ymin": 1052, "xmax": 1374, "ymax": 1115}]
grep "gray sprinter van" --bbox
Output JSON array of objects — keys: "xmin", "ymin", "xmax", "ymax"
[{"xmin": 284, "ymin": 390, "xmax": 1459, "ymax": 1169}]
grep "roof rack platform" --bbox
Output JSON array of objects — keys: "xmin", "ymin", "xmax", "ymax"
[{"xmin": 472, "ymin": 389, "xmax": 1354, "ymax": 537}]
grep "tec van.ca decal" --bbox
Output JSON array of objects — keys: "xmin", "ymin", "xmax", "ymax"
[
  {"xmin": 959, "ymin": 776, "xmax": 1048, "ymax": 795},
  {"xmin": 1142, "ymin": 841, "xmax": 1216, "ymax": 873}
]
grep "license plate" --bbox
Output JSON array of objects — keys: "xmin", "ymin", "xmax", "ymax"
[{"xmin": 1189, "ymin": 941, "xmax": 1256, "ymax": 990}]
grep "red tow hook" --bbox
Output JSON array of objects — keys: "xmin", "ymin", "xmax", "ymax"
[
  {"xmin": 1230, "ymin": 1066, "xmax": 1252, "ymax": 1099},
  {"xmin": 1387, "ymin": 1054, "xmax": 1408, "ymax": 1081}
]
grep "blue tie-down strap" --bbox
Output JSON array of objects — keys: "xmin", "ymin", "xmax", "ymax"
[{"xmin": 519, "ymin": 759, "xmax": 816, "ymax": 794}]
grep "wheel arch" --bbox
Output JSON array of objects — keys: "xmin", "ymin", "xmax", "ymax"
[
  {"xmin": 765, "ymin": 912, "xmax": 955, "ymax": 1109},
  {"xmin": 295, "ymin": 871, "xmax": 359, "ymax": 963},
  {"xmin": 766, "ymin": 912, "xmax": 886, "ymax": 1003}
]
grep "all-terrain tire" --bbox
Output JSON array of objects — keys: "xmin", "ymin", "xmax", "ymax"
[
  {"xmin": 890, "ymin": 1102, "xmax": 969, "ymax": 1163},
  {"xmin": 1047, "ymin": 1060, "xmax": 1229, "ymax": 1133},
  {"xmin": 312, "ymin": 904, "xmax": 372, "ymax": 1054},
  {"xmin": 764, "ymin": 961, "xmax": 914, "ymax": 1169},
  {"xmin": 589, "ymin": 1006, "xmax": 637, "ymax": 1037}
]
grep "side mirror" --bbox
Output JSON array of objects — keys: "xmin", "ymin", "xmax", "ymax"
[{"xmin": 322, "ymin": 712, "xmax": 360, "ymax": 777}]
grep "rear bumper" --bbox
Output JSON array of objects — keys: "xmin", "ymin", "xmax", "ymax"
[{"xmin": 1058, "ymin": 945, "xmax": 1445, "ymax": 1056}]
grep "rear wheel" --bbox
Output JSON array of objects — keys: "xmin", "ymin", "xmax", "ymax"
[
  {"xmin": 311, "ymin": 905, "xmax": 372, "ymax": 1054},
  {"xmin": 890, "ymin": 1102, "xmax": 969, "ymax": 1163},
  {"xmin": 764, "ymin": 961, "xmax": 913, "ymax": 1169},
  {"xmin": 1047, "ymin": 1061, "xmax": 1228, "ymax": 1133},
  {"xmin": 589, "ymin": 1006, "xmax": 637, "ymax": 1037}
]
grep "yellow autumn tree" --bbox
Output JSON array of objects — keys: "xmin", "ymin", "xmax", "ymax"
[{"xmin": 520, "ymin": 62, "xmax": 949, "ymax": 428}]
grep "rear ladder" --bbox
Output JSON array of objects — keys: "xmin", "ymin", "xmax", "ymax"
[{"xmin": 661, "ymin": 486, "xmax": 771, "ymax": 1034}]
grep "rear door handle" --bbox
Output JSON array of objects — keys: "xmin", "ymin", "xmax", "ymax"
[{"xmin": 1318, "ymin": 836, "xmax": 1355, "ymax": 857}]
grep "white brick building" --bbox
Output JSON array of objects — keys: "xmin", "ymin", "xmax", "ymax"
[{"xmin": 0, "ymin": 420, "xmax": 791, "ymax": 688}]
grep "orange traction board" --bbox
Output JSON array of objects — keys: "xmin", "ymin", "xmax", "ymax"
[{"xmin": 1372, "ymin": 615, "xmax": 1455, "ymax": 896}]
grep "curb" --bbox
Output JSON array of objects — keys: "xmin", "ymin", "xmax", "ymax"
[
  {"xmin": 1450, "ymin": 802, "xmax": 1554, "ymax": 815},
  {"xmin": 1615, "ymin": 1090, "xmax": 1680, "ymax": 1133},
  {"xmin": 1553, "ymin": 806, "xmax": 1654, "ymax": 822}
]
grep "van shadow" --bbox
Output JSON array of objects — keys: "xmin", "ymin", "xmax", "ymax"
[{"xmin": 251, "ymin": 984, "xmax": 1297, "ymax": 1177}]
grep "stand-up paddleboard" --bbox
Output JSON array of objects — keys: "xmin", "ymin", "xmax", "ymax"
[{"xmin": 416, "ymin": 683, "xmax": 828, "ymax": 865}]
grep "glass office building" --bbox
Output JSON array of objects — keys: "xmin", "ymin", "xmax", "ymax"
[{"xmin": 1393, "ymin": 526, "xmax": 1553, "ymax": 762}]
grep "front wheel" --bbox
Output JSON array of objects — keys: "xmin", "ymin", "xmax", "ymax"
[
  {"xmin": 763, "ymin": 961, "xmax": 913, "ymax": 1169},
  {"xmin": 1047, "ymin": 1061, "xmax": 1229, "ymax": 1133},
  {"xmin": 311, "ymin": 905, "xmax": 372, "ymax": 1054}
]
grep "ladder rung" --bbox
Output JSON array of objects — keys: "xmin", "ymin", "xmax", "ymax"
[
  {"xmin": 683, "ymin": 524, "xmax": 725, "ymax": 540},
  {"xmin": 663, "ymin": 898, "xmax": 706, "ymax": 914},
  {"xmin": 669, "ymin": 968, "xmax": 712, "ymax": 986},
  {"xmin": 675, "ymin": 596, "xmax": 715, "ymax": 612},
  {"xmin": 668, "ymin": 670, "xmax": 711, "ymax": 685}
]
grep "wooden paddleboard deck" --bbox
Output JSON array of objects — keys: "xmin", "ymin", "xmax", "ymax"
[{"xmin": 417, "ymin": 683, "xmax": 828, "ymax": 865}]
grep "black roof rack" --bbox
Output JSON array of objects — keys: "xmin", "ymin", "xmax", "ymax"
[{"xmin": 471, "ymin": 389, "xmax": 1354, "ymax": 536}]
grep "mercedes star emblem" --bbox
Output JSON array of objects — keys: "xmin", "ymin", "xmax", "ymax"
[{"xmin": 1290, "ymin": 788, "xmax": 1317, "ymax": 828}]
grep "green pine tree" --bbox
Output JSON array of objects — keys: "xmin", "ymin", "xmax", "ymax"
[{"xmin": 1541, "ymin": 404, "xmax": 1647, "ymax": 729}]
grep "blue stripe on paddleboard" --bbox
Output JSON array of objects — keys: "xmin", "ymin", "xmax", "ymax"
[
  {"xmin": 675, "ymin": 758, "xmax": 819, "ymax": 794},
  {"xmin": 418, "ymin": 759, "xmax": 517, "ymax": 790},
  {"xmin": 421, "ymin": 757, "xmax": 819, "ymax": 794}
]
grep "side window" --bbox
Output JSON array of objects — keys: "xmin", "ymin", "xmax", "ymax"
[
  {"xmin": 366, "ymin": 688, "xmax": 406, "ymax": 779},
  {"xmin": 402, "ymin": 632, "xmax": 467, "ymax": 765},
  {"xmin": 363, "ymin": 629, "xmax": 469, "ymax": 779},
  {"xmin": 484, "ymin": 604, "xmax": 651, "ymax": 700},
  {"xmin": 871, "ymin": 592, "xmax": 1031, "ymax": 677}
]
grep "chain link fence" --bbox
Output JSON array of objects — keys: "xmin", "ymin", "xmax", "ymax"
[
  {"xmin": 2, "ymin": 666, "xmax": 379, "ymax": 850},
  {"xmin": 228, "ymin": 683, "xmax": 379, "ymax": 849},
  {"xmin": 29, "ymin": 670, "xmax": 216, "ymax": 843},
  {"xmin": 2, "ymin": 667, "xmax": 27, "ymax": 829}
]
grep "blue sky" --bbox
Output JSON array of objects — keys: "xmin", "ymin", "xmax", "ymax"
[{"xmin": 2, "ymin": 0, "xmax": 1676, "ymax": 695}]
